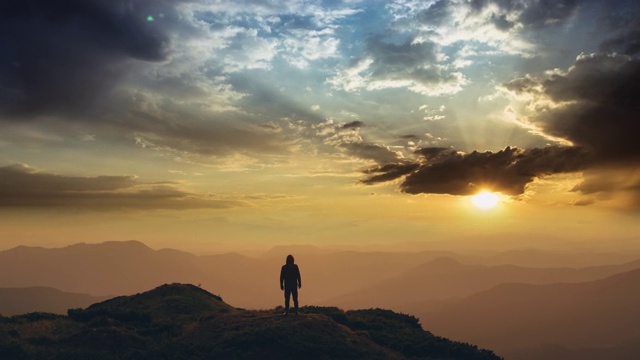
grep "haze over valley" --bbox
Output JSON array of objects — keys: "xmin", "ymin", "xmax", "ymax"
[{"xmin": 2, "ymin": 240, "xmax": 640, "ymax": 359}]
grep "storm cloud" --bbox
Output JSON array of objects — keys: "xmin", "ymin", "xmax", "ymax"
[
  {"xmin": 0, "ymin": 0, "xmax": 196, "ymax": 117},
  {"xmin": 528, "ymin": 53, "xmax": 640, "ymax": 160}
]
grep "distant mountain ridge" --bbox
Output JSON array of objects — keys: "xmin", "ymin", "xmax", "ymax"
[
  {"xmin": 419, "ymin": 267, "xmax": 640, "ymax": 359},
  {"xmin": 0, "ymin": 240, "xmax": 477, "ymax": 309},
  {"xmin": 327, "ymin": 256, "xmax": 640, "ymax": 310},
  {"xmin": 0, "ymin": 287, "xmax": 109, "ymax": 316},
  {"xmin": 0, "ymin": 283, "xmax": 502, "ymax": 360},
  {"xmin": 0, "ymin": 240, "xmax": 213, "ymax": 296}
]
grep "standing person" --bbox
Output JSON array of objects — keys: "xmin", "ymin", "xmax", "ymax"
[{"xmin": 280, "ymin": 254, "xmax": 302, "ymax": 315}]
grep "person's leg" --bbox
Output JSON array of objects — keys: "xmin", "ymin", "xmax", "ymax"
[
  {"xmin": 284, "ymin": 288, "xmax": 291, "ymax": 314},
  {"xmin": 291, "ymin": 287, "xmax": 299, "ymax": 314}
]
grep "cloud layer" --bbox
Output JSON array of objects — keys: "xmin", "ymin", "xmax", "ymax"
[
  {"xmin": 1, "ymin": 0, "xmax": 639, "ymax": 211},
  {"xmin": 0, "ymin": 164, "xmax": 246, "ymax": 210}
]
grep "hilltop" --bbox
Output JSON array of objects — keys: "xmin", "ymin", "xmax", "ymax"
[{"xmin": 0, "ymin": 283, "xmax": 500, "ymax": 360}]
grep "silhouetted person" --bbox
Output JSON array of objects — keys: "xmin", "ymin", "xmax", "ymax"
[{"xmin": 280, "ymin": 254, "xmax": 301, "ymax": 315}]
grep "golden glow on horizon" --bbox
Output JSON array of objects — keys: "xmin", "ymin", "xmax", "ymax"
[{"xmin": 471, "ymin": 191, "xmax": 500, "ymax": 210}]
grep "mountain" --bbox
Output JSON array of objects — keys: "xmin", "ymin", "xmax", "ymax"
[
  {"xmin": 0, "ymin": 241, "xmax": 213, "ymax": 295},
  {"xmin": 0, "ymin": 283, "xmax": 501, "ymax": 360},
  {"xmin": 261, "ymin": 244, "xmax": 335, "ymax": 258},
  {"xmin": 0, "ymin": 287, "xmax": 109, "ymax": 316},
  {"xmin": 0, "ymin": 241, "xmax": 469, "ymax": 309},
  {"xmin": 479, "ymin": 248, "xmax": 640, "ymax": 268},
  {"xmin": 326, "ymin": 256, "xmax": 640, "ymax": 310},
  {"xmin": 4, "ymin": 240, "xmax": 638, "ymax": 312},
  {"xmin": 418, "ymin": 268, "xmax": 640, "ymax": 359}
]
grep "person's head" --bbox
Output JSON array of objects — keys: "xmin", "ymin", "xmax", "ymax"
[{"xmin": 286, "ymin": 254, "xmax": 294, "ymax": 265}]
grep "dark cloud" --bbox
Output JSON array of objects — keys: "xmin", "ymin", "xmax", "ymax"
[
  {"xmin": 518, "ymin": 0, "xmax": 578, "ymax": 28},
  {"xmin": 0, "ymin": 164, "xmax": 137, "ymax": 192},
  {"xmin": 341, "ymin": 121, "xmax": 364, "ymax": 130},
  {"xmin": 0, "ymin": 164, "xmax": 246, "ymax": 210},
  {"xmin": 416, "ymin": 0, "xmax": 452, "ymax": 26},
  {"xmin": 0, "ymin": 0, "xmax": 193, "ymax": 117},
  {"xmin": 126, "ymin": 109, "xmax": 290, "ymax": 157},
  {"xmin": 506, "ymin": 53, "xmax": 640, "ymax": 160},
  {"xmin": 599, "ymin": 3, "xmax": 640, "ymax": 56},
  {"xmin": 469, "ymin": 0, "xmax": 579, "ymax": 30},
  {"xmin": 490, "ymin": 13, "xmax": 516, "ymax": 30},
  {"xmin": 336, "ymin": 33, "xmax": 467, "ymax": 95},
  {"xmin": 362, "ymin": 146, "xmax": 590, "ymax": 196},
  {"xmin": 366, "ymin": 36, "xmax": 438, "ymax": 79},
  {"xmin": 399, "ymin": 134, "xmax": 418, "ymax": 140},
  {"xmin": 600, "ymin": 30, "xmax": 640, "ymax": 55},
  {"xmin": 361, "ymin": 163, "xmax": 419, "ymax": 185}
]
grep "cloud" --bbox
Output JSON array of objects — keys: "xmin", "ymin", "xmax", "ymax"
[
  {"xmin": 0, "ymin": 0, "xmax": 353, "ymax": 164},
  {"xmin": 329, "ymin": 0, "xmax": 586, "ymax": 97},
  {"xmin": 126, "ymin": 108, "xmax": 292, "ymax": 158},
  {"xmin": 0, "ymin": 0, "xmax": 198, "ymax": 117},
  {"xmin": 363, "ymin": 49, "xmax": 640, "ymax": 205},
  {"xmin": 503, "ymin": 52, "xmax": 640, "ymax": 161},
  {"xmin": 360, "ymin": 163, "xmax": 420, "ymax": 185},
  {"xmin": 598, "ymin": 1, "xmax": 640, "ymax": 56},
  {"xmin": 361, "ymin": 146, "xmax": 590, "ymax": 196},
  {"xmin": 571, "ymin": 165, "xmax": 640, "ymax": 210},
  {"xmin": 329, "ymin": 35, "xmax": 468, "ymax": 96},
  {"xmin": 0, "ymin": 164, "xmax": 247, "ymax": 210},
  {"xmin": 341, "ymin": 121, "xmax": 364, "ymax": 130},
  {"xmin": 467, "ymin": 0, "xmax": 580, "ymax": 30},
  {"xmin": 310, "ymin": 119, "xmax": 408, "ymax": 165},
  {"xmin": 600, "ymin": 30, "xmax": 640, "ymax": 56},
  {"xmin": 340, "ymin": 142, "xmax": 404, "ymax": 165}
]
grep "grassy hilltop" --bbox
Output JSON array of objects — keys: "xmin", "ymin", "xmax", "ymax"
[{"xmin": 0, "ymin": 283, "xmax": 500, "ymax": 359}]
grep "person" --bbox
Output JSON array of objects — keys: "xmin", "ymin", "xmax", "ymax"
[{"xmin": 280, "ymin": 254, "xmax": 302, "ymax": 315}]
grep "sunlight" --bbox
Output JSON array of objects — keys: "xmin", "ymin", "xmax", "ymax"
[{"xmin": 471, "ymin": 191, "xmax": 500, "ymax": 210}]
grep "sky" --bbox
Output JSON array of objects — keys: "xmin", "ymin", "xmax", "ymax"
[{"xmin": 1, "ymin": 0, "xmax": 639, "ymax": 253}]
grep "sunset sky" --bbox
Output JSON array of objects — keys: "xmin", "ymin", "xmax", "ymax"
[{"xmin": 1, "ymin": 0, "xmax": 639, "ymax": 252}]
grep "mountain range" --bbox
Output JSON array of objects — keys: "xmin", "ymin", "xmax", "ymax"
[
  {"xmin": 419, "ymin": 267, "xmax": 640, "ymax": 359},
  {"xmin": 326, "ymin": 256, "xmax": 640, "ymax": 310},
  {"xmin": 0, "ymin": 240, "xmax": 464, "ymax": 308},
  {"xmin": 2, "ymin": 240, "xmax": 640, "ymax": 359}
]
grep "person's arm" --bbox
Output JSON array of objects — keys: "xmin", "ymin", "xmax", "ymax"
[
  {"xmin": 280, "ymin": 266, "xmax": 285, "ymax": 290},
  {"xmin": 296, "ymin": 266, "xmax": 302, "ymax": 289}
]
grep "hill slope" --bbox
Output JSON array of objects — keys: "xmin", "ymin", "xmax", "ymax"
[
  {"xmin": 327, "ymin": 257, "xmax": 640, "ymax": 310},
  {"xmin": 419, "ymin": 267, "xmax": 640, "ymax": 358},
  {"xmin": 0, "ymin": 283, "xmax": 500, "ymax": 360}
]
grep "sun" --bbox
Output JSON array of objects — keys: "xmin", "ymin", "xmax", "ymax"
[{"xmin": 471, "ymin": 191, "xmax": 500, "ymax": 210}]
